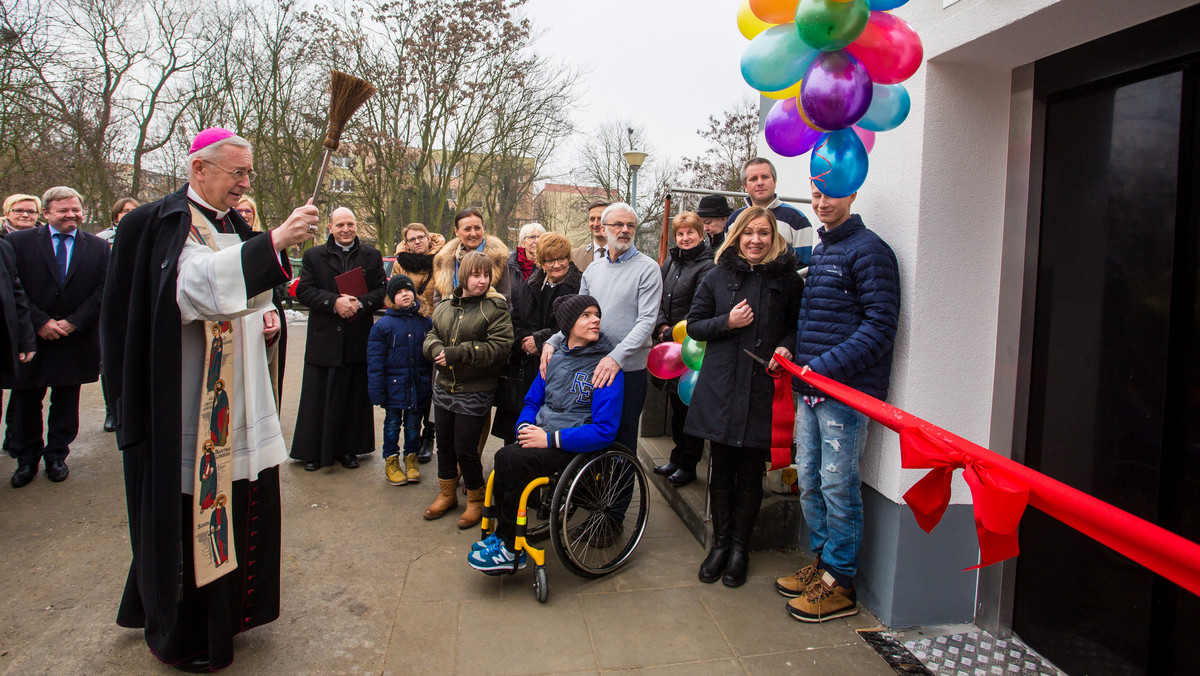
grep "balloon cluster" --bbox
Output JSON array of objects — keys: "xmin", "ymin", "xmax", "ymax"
[
  {"xmin": 646, "ymin": 320, "xmax": 706, "ymax": 405},
  {"xmin": 738, "ymin": 0, "xmax": 922, "ymax": 197}
]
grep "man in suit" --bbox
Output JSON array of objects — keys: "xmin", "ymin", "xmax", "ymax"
[
  {"xmin": 570, "ymin": 200, "xmax": 610, "ymax": 272},
  {"xmin": 6, "ymin": 186, "xmax": 109, "ymax": 487}
]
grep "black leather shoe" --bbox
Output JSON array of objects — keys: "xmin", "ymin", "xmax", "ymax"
[
  {"xmin": 173, "ymin": 653, "xmax": 210, "ymax": 673},
  {"xmin": 340, "ymin": 454, "xmax": 360, "ymax": 469},
  {"xmin": 11, "ymin": 464, "xmax": 36, "ymax": 488},
  {"xmin": 303, "ymin": 461, "xmax": 320, "ymax": 472},
  {"xmin": 667, "ymin": 468, "xmax": 696, "ymax": 486},
  {"xmin": 722, "ymin": 546, "xmax": 749, "ymax": 587},
  {"xmin": 103, "ymin": 412, "xmax": 116, "ymax": 432},
  {"xmin": 46, "ymin": 460, "xmax": 69, "ymax": 482},
  {"xmin": 698, "ymin": 539, "xmax": 730, "ymax": 584},
  {"xmin": 653, "ymin": 462, "xmax": 678, "ymax": 477},
  {"xmin": 417, "ymin": 436, "xmax": 434, "ymax": 464}
]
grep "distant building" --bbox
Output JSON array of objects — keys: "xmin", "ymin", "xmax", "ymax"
[{"xmin": 532, "ymin": 183, "xmax": 618, "ymax": 245}]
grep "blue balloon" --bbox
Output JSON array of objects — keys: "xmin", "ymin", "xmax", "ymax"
[
  {"xmin": 868, "ymin": 0, "xmax": 908, "ymax": 9},
  {"xmin": 678, "ymin": 369, "xmax": 700, "ymax": 406},
  {"xmin": 856, "ymin": 83, "xmax": 911, "ymax": 132},
  {"xmin": 810, "ymin": 129, "xmax": 868, "ymax": 198},
  {"xmin": 740, "ymin": 24, "xmax": 819, "ymax": 93}
]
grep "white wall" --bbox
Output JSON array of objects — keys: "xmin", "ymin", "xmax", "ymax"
[{"xmin": 770, "ymin": 0, "xmax": 1199, "ymax": 506}]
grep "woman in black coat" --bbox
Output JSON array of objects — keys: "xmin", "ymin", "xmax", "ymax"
[
  {"xmin": 684, "ymin": 206, "xmax": 803, "ymax": 588},
  {"xmin": 651, "ymin": 212, "xmax": 715, "ymax": 487},
  {"xmin": 492, "ymin": 232, "xmax": 582, "ymax": 444}
]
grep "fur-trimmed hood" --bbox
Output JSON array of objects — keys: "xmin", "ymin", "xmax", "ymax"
[
  {"xmin": 432, "ymin": 234, "xmax": 510, "ymax": 298},
  {"xmin": 394, "ymin": 231, "xmax": 446, "ymax": 257}
]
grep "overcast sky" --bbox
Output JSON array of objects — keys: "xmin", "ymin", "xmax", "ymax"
[{"xmin": 521, "ymin": 0, "xmax": 756, "ymax": 182}]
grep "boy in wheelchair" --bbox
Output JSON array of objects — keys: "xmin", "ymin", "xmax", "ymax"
[{"xmin": 468, "ymin": 295, "xmax": 624, "ymax": 573}]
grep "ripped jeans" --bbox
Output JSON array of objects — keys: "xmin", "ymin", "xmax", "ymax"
[{"xmin": 795, "ymin": 397, "xmax": 870, "ymax": 580}]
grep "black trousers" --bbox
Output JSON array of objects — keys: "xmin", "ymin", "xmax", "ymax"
[
  {"xmin": 667, "ymin": 391, "xmax": 705, "ymax": 471},
  {"xmin": 708, "ymin": 442, "xmax": 765, "ymax": 495},
  {"xmin": 492, "ymin": 443, "xmax": 574, "ymax": 548},
  {"xmin": 7, "ymin": 385, "xmax": 81, "ymax": 465},
  {"xmin": 434, "ymin": 406, "xmax": 488, "ymax": 489}
]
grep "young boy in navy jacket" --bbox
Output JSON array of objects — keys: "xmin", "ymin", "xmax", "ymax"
[
  {"xmin": 468, "ymin": 294, "xmax": 624, "ymax": 572},
  {"xmin": 367, "ymin": 275, "xmax": 433, "ymax": 486}
]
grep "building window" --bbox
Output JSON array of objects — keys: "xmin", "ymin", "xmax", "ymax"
[
  {"xmin": 329, "ymin": 179, "xmax": 355, "ymax": 193},
  {"xmin": 447, "ymin": 188, "xmax": 458, "ymax": 201},
  {"xmin": 435, "ymin": 163, "xmax": 460, "ymax": 178},
  {"xmin": 331, "ymin": 155, "xmax": 356, "ymax": 170}
]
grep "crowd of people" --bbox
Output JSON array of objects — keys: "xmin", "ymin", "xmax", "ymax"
[{"xmin": 2, "ymin": 125, "xmax": 900, "ymax": 671}]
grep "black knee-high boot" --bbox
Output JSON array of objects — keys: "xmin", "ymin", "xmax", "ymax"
[
  {"xmin": 698, "ymin": 487, "xmax": 733, "ymax": 583},
  {"xmin": 101, "ymin": 375, "xmax": 116, "ymax": 432},
  {"xmin": 722, "ymin": 487, "xmax": 761, "ymax": 587}
]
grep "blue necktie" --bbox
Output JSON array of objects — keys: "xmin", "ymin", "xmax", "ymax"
[{"xmin": 54, "ymin": 233, "xmax": 68, "ymax": 281}]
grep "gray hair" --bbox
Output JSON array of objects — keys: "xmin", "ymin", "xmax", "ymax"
[
  {"xmin": 518, "ymin": 222, "xmax": 546, "ymax": 242},
  {"xmin": 41, "ymin": 186, "xmax": 83, "ymax": 210},
  {"xmin": 740, "ymin": 157, "xmax": 777, "ymax": 185},
  {"xmin": 601, "ymin": 202, "xmax": 637, "ymax": 226},
  {"xmin": 184, "ymin": 135, "xmax": 254, "ymax": 180}
]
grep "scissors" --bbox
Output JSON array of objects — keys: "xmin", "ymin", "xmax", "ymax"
[{"xmin": 743, "ymin": 349, "xmax": 783, "ymax": 378}]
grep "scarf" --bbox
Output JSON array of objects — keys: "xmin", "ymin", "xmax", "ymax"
[{"xmin": 517, "ymin": 247, "xmax": 535, "ymax": 279}]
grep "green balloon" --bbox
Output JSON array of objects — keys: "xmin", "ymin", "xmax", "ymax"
[
  {"xmin": 681, "ymin": 337, "xmax": 706, "ymax": 371},
  {"xmin": 794, "ymin": 0, "xmax": 871, "ymax": 52}
]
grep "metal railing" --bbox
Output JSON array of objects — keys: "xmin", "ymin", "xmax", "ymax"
[{"xmin": 658, "ymin": 186, "xmax": 812, "ymax": 261}]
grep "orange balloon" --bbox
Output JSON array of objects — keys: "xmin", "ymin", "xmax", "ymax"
[
  {"xmin": 749, "ymin": 0, "xmax": 801, "ymax": 24},
  {"xmin": 737, "ymin": 0, "xmax": 775, "ymax": 39}
]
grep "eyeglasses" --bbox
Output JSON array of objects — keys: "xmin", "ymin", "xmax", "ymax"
[
  {"xmin": 604, "ymin": 221, "xmax": 637, "ymax": 230},
  {"xmin": 543, "ymin": 257, "xmax": 569, "ymax": 267},
  {"xmin": 204, "ymin": 160, "xmax": 257, "ymax": 183},
  {"xmin": 8, "ymin": 209, "xmax": 37, "ymax": 216},
  {"xmin": 405, "ymin": 234, "xmax": 427, "ymax": 244},
  {"xmin": 523, "ymin": 234, "xmax": 540, "ymax": 241},
  {"xmin": 235, "ymin": 208, "xmax": 254, "ymax": 216}
]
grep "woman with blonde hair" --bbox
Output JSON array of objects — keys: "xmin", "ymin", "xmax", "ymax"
[
  {"xmin": 423, "ymin": 250, "xmax": 514, "ymax": 528},
  {"xmin": 2, "ymin": 194, "xmax": 41, "ymax": 236},
  {"xmin": 684, "ymin": 206, "xmax": 803, "ymax": 587},
  {"xmin": 235, "ymin": 195, "xmax": 260, "ymax": 231}
]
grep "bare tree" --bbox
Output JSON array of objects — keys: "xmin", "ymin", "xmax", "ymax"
[{"xmin": 681, "ymin": 97, "xmax": 760, "ymax": 193}]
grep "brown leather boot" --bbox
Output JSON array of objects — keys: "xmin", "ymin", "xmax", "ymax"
[
  {"xmin": 424, "ymin": 477, "xmax": 459, "ymax": 520},
  {"xmin": 457, "ymin": 487, "xmax": 486, "ymax": 529}
]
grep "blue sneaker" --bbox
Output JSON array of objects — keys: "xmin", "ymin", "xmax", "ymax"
[
  {"xmin": 468, "ymin": 539, "xmax": 527, "ymax": 573},
  {"xmin": 472, "ymin": 532, "xmax": 501, "ymax": 553}
]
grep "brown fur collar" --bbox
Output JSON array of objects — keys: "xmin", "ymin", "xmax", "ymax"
[{"xmin": 432, "ymin": 234, "xmax": 510, "ymax": 297}]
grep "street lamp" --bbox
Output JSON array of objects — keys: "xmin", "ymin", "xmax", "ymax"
[{"xmin": 624, "ymin": 150, "xmax": 648, "ymax": 208}]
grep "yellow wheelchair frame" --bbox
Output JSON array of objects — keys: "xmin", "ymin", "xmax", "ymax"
[{"xmin": 477, "ymin": 444, "xmax": 649, "ymax": 603}]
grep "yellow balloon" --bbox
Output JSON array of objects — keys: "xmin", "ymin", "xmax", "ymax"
[
  {"xmin": 737, "ymin": 0, "xmax": 775, "ymax": 40},
  {"xmin": 672, "ymin": 320, "xmax": 689, "ymax": 344},
  {"xmin": 762, "ymin": 79, "xmax": 802, "ymax": 100}
]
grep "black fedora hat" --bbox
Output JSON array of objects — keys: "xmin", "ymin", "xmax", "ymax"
[{"xmin": 696, "ymin": 195, "xmax": 733, "ymax": 218}]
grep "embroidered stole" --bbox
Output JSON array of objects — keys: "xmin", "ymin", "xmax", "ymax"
[{"xmin": 187, "ymin": 204, "xmax": 239, "ymax": 587}]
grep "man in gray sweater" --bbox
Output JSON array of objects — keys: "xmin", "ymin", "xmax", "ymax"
[{"xmin": 541, "ymin": 202, "xmax": 663, "ymax": 451}]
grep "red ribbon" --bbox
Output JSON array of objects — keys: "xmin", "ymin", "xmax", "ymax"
[
  {"xmin": 769, "ymin": 373, "xmax": 795, "ymax": 471},
  {"xmin": 774, "ymin": 356, "xmax": 1200, "ymax": 597}
]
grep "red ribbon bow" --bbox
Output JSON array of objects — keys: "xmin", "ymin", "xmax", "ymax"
[{"xmin": 899, "ymin": 427, "xmax": 1028, "ymax": 569}]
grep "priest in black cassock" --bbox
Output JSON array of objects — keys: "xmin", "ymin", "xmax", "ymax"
[{"xmin": 101, "ymin": 128, "xmax": 317, "ymax": 672}]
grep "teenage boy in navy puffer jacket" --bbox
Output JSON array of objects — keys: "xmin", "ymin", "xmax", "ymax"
[
  {"xmin": 367, "ymin": 275, "xmax": 433, "ymax": 486},
  {"xmin": 467, "ymin": 294, "xmax": 624, "ymax": 573}
]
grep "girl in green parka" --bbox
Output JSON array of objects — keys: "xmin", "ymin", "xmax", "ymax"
[{"xmin": 422, "ymin": 250, "xmax": 514, "ymax": 528}]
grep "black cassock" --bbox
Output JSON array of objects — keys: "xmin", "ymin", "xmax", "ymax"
[{"xmin": 101, "ymin": 185, "xmax": 290, "ymax": 670}]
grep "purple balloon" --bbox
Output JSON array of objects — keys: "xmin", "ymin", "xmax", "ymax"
[
  {"xmin": 800, "ymin": 50, "xmax": 873, "ymax": 132},
  {"xmin": 764, "ymin": 98, "xmax": 823, "ymax": 157}
]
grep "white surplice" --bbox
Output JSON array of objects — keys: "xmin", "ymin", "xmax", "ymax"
[{"xmin": 177, "ymin": 233, "xmax": 286, "ymax": 491}]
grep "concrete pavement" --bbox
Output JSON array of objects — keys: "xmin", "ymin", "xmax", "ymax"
[{"xmin": 0, "ymin": 321, "xmax": 894, "ymax": 675}]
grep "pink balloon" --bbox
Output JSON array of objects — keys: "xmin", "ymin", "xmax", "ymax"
[
  {"xmin": 853, "ymin": 126, "xmax": 875, "ymax": 153},
  {"xmin": 845, "ymin": 11, "xmax": 923, "ymax": 85},
  {"xmin": 647, "ymin": 342, "xmax": 688, "ymax": 380}
]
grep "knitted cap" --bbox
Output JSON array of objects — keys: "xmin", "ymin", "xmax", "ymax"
[
  {"xmin": 553, "ymin": 294, "xmax": 601, "ymax": 335},
  {"xmin": 387, "ymin": 274, "xmax": 416, "ymax": 299},
  {"xmin": 189, "ymin": 127, "xmax": 235, "ymax": 154}
]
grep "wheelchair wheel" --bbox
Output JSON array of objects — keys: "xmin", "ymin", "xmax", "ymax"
[
  {"xmin": 533, "ymin": 566, "xmax": 549, "ymax": 603},
  {"xmin": 549, "ymin": 445, "xmax": 648, "ymax": 579}
]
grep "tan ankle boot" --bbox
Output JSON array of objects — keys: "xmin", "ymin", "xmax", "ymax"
[
  {"xmin": 457, "ymin": 487, "xmax": 486, "ymax": 529},
  {"xmin": 424, "ymin": 477, "xmax": 459, "ymax": 520}
]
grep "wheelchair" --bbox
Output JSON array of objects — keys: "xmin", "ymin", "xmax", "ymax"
[{"xmin": 479, "ymin": 443, "xmax": 649, "ymax": 602}]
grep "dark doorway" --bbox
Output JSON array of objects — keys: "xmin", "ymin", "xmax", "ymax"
[{"xmin": 1015, "ymin": 8, "xmax": 1200, "ymax": 675}]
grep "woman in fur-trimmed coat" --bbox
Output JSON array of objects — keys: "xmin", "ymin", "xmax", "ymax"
[
  {"xmin": 431, "ymin": 208, "xmax": 512, "ymax": 305},
  {"xmin": 393, "ymin": 224, "xmax": 446, "ymax": 319}
]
